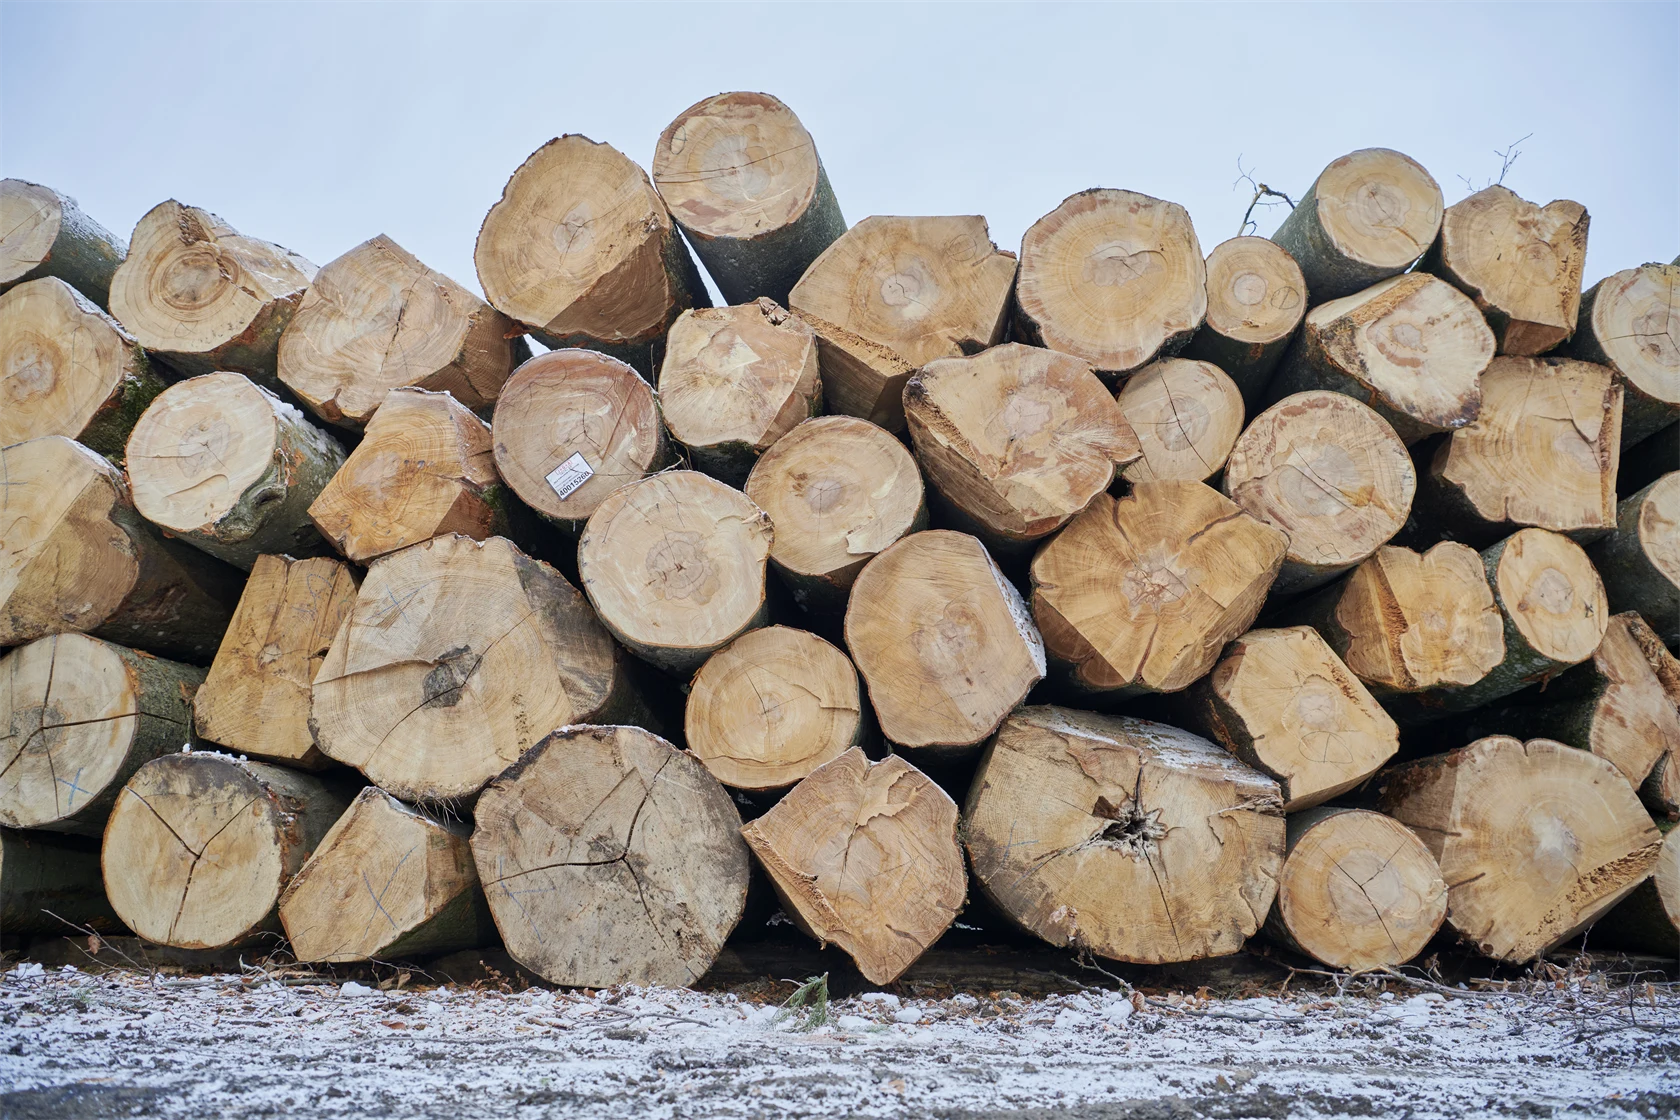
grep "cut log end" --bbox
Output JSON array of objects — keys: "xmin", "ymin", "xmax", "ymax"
[
  {"xmin": 1117, "ymin": 358, "xmax": 1243, "ymax": 484},
  {"xmin": 1571, "ymin": 263, "xmax": 1680, "ymax": 444},
  {"xmin": 0, "ymin": 178, "xmax": 127, "ymax": 309}
]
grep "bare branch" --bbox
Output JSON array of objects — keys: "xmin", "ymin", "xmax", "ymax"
[{"xmin": 1234, "ymin": 156, "xmax": 1296, "ymax": 238}]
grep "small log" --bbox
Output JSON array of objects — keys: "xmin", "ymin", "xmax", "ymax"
[
  {"xmin": 1265, "ymin": 273, "xmax": 1494, "ymax": 443},
  {"xmin": 311, "ymin": 534, "xmax": 634, "ymax": 802},
  {"xmin": 490, "ymin": 348, "xmax": 670, "ymax": 533},
  {"xmin": 278, "ymin": 786, "xmax": 494, "ymax": 963},
  {"xmin": 0, "ymin": 828, "xmax": 120, "ymax": 935},
  {"xmin": 904, "ymin": 342, "xmax": 1140, "ymax": 552},
  {"xmin": 0, "ymin": 277, "xmax": 165, "ymax": 456},
  {"xmin": 1115, "ymin": 358, "xmax": 1244, "ymax": 484},
  {"xmin": 1379, "ymin": 736, "xmax": 1661, "ymax": 963},
  {"xmin": 1589, "ymin": 473, "xmax": 1679, "ymax": 645},
  {"xmin": 845, "ymin": 530, "xmax": 1044, "ymax": 753},
  {"xmin": 1264, "ymin": 807, "xmax": 1446, "ymax": 972},
  {"xmin": 1594, "ymin": 825, "xmax": 1678, "ymax": 955},
  {"xmin": 652, "ymin": 91, "xmax": 847, "ymax": 305},
  {"xmin": 0, "ymin": 435, "xmax": 241, "ymax": 660},
  {"xmin": 193, "ymin": 554, "xmax": 359, "ymax": 768},
  {"xmin": 0, "ymin": 633, "xmax": 200, "ymax": 836},
  {"xmin": 743, "ymin": 415, "xmax": 925, "ymax": 611},
  {"xmin": 1269, "ymin": 148, "xmax": 1443, "ymax": 302},
  {"xmin": 964, "ymin": 706, "xmax": 1284, "ymax": 964},
  {"xmin": 308, "ymin": 387, "xmax": 506, "ymax": 563},
  {"xmin": 471, "ymin": 724, "xmax": 749, "ymax": 988},
  {"xmin": 1181, "ymin": 236, "xmax": 1306, "ymax": 401},
  {"xmin": 1566, "ymin": 263, "xmax": 1680, "ymax": 445},
  {"xmin": 126, "ymin": 373, "xmax": 346, "ymax": 569},
  {"xmin": 1623, "ymin": 617, "xmax": 1680, "ymax": 817},
  {"xmin": 1173, "ymin": 626, "xmax": 1397, "ymax": 811},
  {"xmin": 1222, "ymin": 390, "xmax": 1414, "ymax": 595},
  {"xmin": 788, "ymin": 215, "xmax": 1016, "ymax": 430},
  {"xmin": 1420, "ymin": 185, "xmax": 1589, "ymax": 356},
  {"xmin": 1014, "ymin": 189, "xmax": 1206, "ymax": 379},
  {"xmin": 577, "ymin": 471, "xmax": 773, "ymax": 674},
  {"xmin": 686, "ymin": 625, "xmax": 863, "ymax": 791},
  {"xmin": 1029, "ymin": 481, "xmax": 1286, "ymax": 697},
  {"xmin": 741, "ymin": 748, "xmax": 963, "ymax": 984},
  {"xmin": 474, "ymin": 135, "xmax": 707, "ymax": 372},
  {"xmin": 658, "ymin": 298, "xmax": 820, "ymax": 485},
  {"xmin": 0, "ymin": 179, "xmax": 128, "ymax": 309},
  {"xmin": 277, "ymin": 234, "xmax": 529, "ymax": 429}
]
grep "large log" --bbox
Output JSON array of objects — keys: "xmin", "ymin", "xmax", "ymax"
[
  {"xmin": 1014, "ymin": 189, "xmax": 1205, "ymax": 379},
  {"xmin": 0, "ymin": 633, "xmax": 200, "ymax": 836},
  {"xmin": 964, "ymin": 706, "xmax": 1284, "ymax": 964},
  {"xmin": 1380, "ymin": 736, "xmax": 1661, "ymax": 963},
  {"xmin": 1625, "ymin": 618, "xmax": 1680, "ymax": 817},
  {"xmin": 126, "ymin": 373, "xmax": 346, "ymax": 570},
  {"xmin": 0, "ymin": 828, "xmax": 121, "ymax": 935},
  {"xmin": 1222, "ymin": 390, "xmax": 1415, "ymax": 594},
  {"xmin": 1566, "ymin": 263, "xmax": 1680, "ymax": 445},
  {"xmin": 741, "ymin": 748, "xmax": 963, "ymax": 984},
  {"xmin": 101, "ymin": 752, "xmax": 349, "ymax": 949},
  {"xmin": 474, "ymin": 135, "xmax": 708, "ymax": 372},
  {"xmin": 0, "ymin": 435, "xmax": 240, "ymax": 660},
  {"xmin": 1115, "ymin": 358, "xmax": 1244, "ymax": 484},
  {"xmin": 0, "ymin": 277, "xmax": 165, "ymax": 456},
  {"xmin": 1594, "ymin": 825, "xmax": 1678, "ymax": 955},
  {"xmin": 1589, "ymin": 473, "xmax": 1679, "ymax": 645},
  {"xmin": 108, "ymin": 201, "xmax": 316, "ymax": 383},
  {"xmin": 192, "ymin": 554, "xmax": 359, "ymax": 768},
  {"xmin": 1029, "ymin": 481, "xmax": 1286, "ymax": 698},
  {"xmin": 788, "ymin": 214, "xmax": 1016, "ymax": 430},
  {"xmin": 742, "ymin": 415, "xmax": 925, "ymax": 611},
  {"xmin": 1181, "ymin": 236, "xmax": 1306, "ymax": 401},
  {"xmin": 276, "ymin": 234, "xmax": 529, "ymax": 429},
  {"xmin": 278, "ymin": 786, "xmax": 494, "ymax": 963},
  {"xmin": 0, "ymin": 179, "xmax": 127, "ymax": 310},
  {"xmin": 845, "ymin": 530, "xmax": 1044, "ymax": 753},
  {"xmin": 652, "ymin": 91, "xmax": 847, "ymax": 305},
  {"xmin": 1269, "ymin": 148, "xmax": 1443, "ymax": 302},
  {"xmin": 471, "ymin": 724, "xmax": 749, "ymax": 988}
]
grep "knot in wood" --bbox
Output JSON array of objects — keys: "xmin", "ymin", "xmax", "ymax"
[
  {"xmin": 644, "ymin": 531, "xmax": 716, "ymax": 603},
  {"xmin": 1091, "ymin": 795, "xmax": 1166, "ymax": 858},
  {"xmin": 421, "ymin": 646, "xmax": 478, "ymax": 709}
]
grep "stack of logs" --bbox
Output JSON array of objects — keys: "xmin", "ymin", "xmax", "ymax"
[{"xmin": 3, "ymin": 93, "xmax": 1678, "ymax": 989}]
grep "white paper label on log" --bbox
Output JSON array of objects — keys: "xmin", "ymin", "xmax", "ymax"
[{"xmin": 545, "ymin": 452, "xmax": 595, "ymax": 499}]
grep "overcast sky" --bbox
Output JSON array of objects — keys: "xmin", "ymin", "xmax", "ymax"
[{"xmin": 2, "ymin": 2, "xmax": 1674, "ymax": 306}]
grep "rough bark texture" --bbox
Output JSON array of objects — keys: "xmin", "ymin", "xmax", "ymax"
[
  {"xmin": 1565, "ymin": 263, "xmax": 1680, "ymax": 446},
  {"xmin": 1181, "ymin": 236, "xmax": 1306, "ymax": 403},
  {"xmin": 1588, "ymin": 474, "xmax": 1679, "ymax": 645},
  {"xmin": 1116, "ymin": 358, "xmax": 1243, "ymax": 484},
  {"xmin": 0, "ymin": 179, "xmax": 128, "ymax": 310},
  {"xmin": 0, "ymin": 828, "xmax": 121, "ymax": 935}
]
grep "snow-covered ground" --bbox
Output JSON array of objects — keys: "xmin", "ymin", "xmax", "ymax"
[{"xmin": 2, "ymin": 963, "xmax": 1676, "ymax": 1118}]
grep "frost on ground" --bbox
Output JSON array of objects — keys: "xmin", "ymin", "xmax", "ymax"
[{"xmin": 1, "ymin": 962, "xmax": 1677, "ymax": 1119}]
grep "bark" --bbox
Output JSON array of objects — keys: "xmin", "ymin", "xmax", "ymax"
[
  {"xmin": 1181, "ymin": 236, "xmax": 1306, "ymax": 403},
  {"xmin": 0, "ymin": 178, "xmax": 128, "ymax": 310},
  {"xmin": 1565, "ymin": 263, "xmax": 1680, "ymax": 446},
  {"xmin": 0, "ymin": 829, "xmax": 121, "ymax": 935},
  {"xmin": 1116, "ymin": 358, "xmax": 1243, "ymax": 484},
  {"xmin": 1589, "ymin": 474, "xmax": 1680, "ymax": 645}
]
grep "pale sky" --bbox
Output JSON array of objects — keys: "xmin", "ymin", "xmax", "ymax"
[{"xmin": 2, "ymin": 2, "xmax": 1675, "ymax": 308}]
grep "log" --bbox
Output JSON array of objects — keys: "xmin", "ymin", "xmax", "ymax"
[
  {"xmin": 845, "ymin": 530, "xmax": 1044, "ymax": 753},
  {"xmin": 311, "ymin": 534, "xmax": 635, "ymax": 802},
  {"xmin": 1222, "ymin": 390, "xmax": 1414, "ymax": 594},
  {"xmin": 1269, "ymin": 148, "xmax": 1443, "ymax": 302},
  {"xmin": 490, "ymin": 348, "xmax": 671, "ymax": 533},
  {"xmin": 1593, "ymin": 824, "xmax": 1678, "ymax": 955},
  {"xmin": 1264, "ymin": 273, "xmax": 1495, "ymax": 443},
  {"xmin": 963, "ymin": 706, "xmax": 1284, "ymax": 964},
  {"xmin": 787, "ymin": 214, "xmax": 1016, "ymax": 430},
  {"xmin": 685, "ymin": 625, "xmax": 863, "ymax": 791},
  {"xmin": 0, "ymin": 179, "xmax": 128, "ymax": 310},
  {"xmin": 0, "ymin": 435, "xmax": 240, "ymax": 660},
  {"xmin": 471, "ymin": 723, "xmax": 749, "ymax": 988},
  {"xmin": 1419, "ymin": 356, "xmax": 1622, "ymax": 545},
  {"xmin": 307, "ymin": 387, "xmax": 507, "ymax": 563},
  {"xmin": 277, "ymin": 786, "xmax": 494, "ymax": 963},
  {"xmin": 1264, "ymin": 807, "xmax": 1446, "ymax": 972},
  {"xmin": 473, "ymin": 134, "xmax": 708, "ymax": 372},
  {"xmin": 658, "ymin": 298, "xmax": 820, "ymax": 485},
  {"xmin": 904, "ymin": 342, "xmax": 1140, "ymax": 552},
  {"xmin": 1014, "ymin": 189, "xmax": 1206, "ymax": 379},
  {"xmin": 576, "ymin": 471, "xmax": 773, "ymax": 674},
  {"xmin": 125, "ymin": 373, "xmax": 346, "ymax": 569},
  {"xmin": 1420, "ymin": 185, "xmax": 1589, "ymax": 356},
  {"xmin": 0, "ymin": 277, "xmax": 165, "ymax": 456},
  {"xmin": 1114, "ymin": 358, "xmax": 1244, "ymax": 484},
  {"xmin": 0, "ymin": 633, "xmax": 200, "ymax": 836},
  {"xmin": 108, "ymin": 200, "xmax": 316, "ymax": 383},
  {"xmin": 101, "ymin": 751, "xmax": 349, "ymax": 949},
  {"xmin": 1173, "ymin": 626, "xmax": 1397, "ymax": 811},
  {"xmin": 1589, "ymin": 473, "xmax": 1679, "ymax": 645},
  {"xmin": 741, "ymin": 748, "xmax": 963, "ymax": 984},
  {"xmin": 1623, "ymin": 616, "xmax": 1680, "ymax": 817},
  {"xmin": 1379, "ymin": 736, "xmax": 1661, "ymax": 963},
  {"xmin": 0, "ymin": 828, "xmax": 120, "ymax": 935},
  {"xmin": 1566, "ymin": 263, "xmax": 1680, "ymax": 445},
  {"xmin": 1029, "ymin": 481, "xmax": 1286, "ymax": 698},
  {"xmin": 192, "ymin": 554, "xmax": 359, "ymax": 768},
  {"xmin": 742, "ymin": 415, "xmax": 925, "ymax": 612},
  {"xmin": 651, "ymin": 91, "xmax": 847, "ymax": 306},
  {"xmin": 276, "ymin": 234, "xmax": 529, "ymax": 429},
  {"xmin": 1180, "ymin": 236, "xmax": 1306, "ymax": 402}
]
